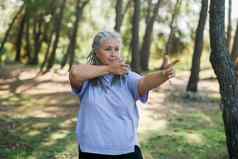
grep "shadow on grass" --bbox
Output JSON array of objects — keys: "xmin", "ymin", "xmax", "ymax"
[
  {"xmin": 0, "ymin": 64, "xmax": 79, "ymax": 159},
  {"xmin": 139, "ymin": 89, "xmax": 228, "ymax": 159},
  {"xmin": 0, "ymin": 116, "xmax": 78, "ymax": 159}
]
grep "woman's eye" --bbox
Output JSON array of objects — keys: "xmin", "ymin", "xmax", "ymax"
[{"xmin": 105, "ymin": 48, "xmax": 112, "ymax": 51}]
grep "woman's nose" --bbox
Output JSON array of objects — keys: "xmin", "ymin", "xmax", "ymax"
[{"xmin": 111, "ymin": 50, "xmax": 117, "ymax": 57}]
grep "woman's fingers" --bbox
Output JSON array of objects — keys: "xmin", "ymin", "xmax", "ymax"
[
  {"xmin": 163, "ymin": 59, "xmax": 179, "ymax": 69},
  {"xmin": 163, "ymin": 67, "xmax": 176, "ymax": 79}
]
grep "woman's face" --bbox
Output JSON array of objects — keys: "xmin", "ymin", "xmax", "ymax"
[{"xmin": 96, "ymin": 38, "xmax": 121, "ymax": 65}]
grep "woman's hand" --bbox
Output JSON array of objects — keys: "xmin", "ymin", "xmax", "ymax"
[
  {"xmin": 138, "ymin": 56, "xmax": 179, "ymax": 96},
  {"xmin": 159, "ymin": 55, "xmax": 179, "ymax": 81},
  {"xmin": 160, "ymin": 65, "xmax": 176, "ymax": 81},
  {"xmin": 108, "ymin": 59, "xmax": 129, "ymax": 75}
]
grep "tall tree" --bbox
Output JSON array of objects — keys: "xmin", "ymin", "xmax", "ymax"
[
  {"xmin": 114, "ymin": 0, "xmax": 130, "ymax": 33},
  {"xmin": 15, "ymin": 13, "xmax": 26, "ymax": 62},
  {"xmin": 40, "ymin": 1, "xmax": 57, "ymax": 70},
  {"xmin": 227, "ymin": 0, "xmax": 232, "ymax": 50},
  {"xmin": 130, "ymin": 0, "xmax": 141, "ymax": 72},
  {"xmin": 30, "ymin": 16, "xmax": 44, "ymax": 65},
  {"xmin": 186, "ymin": 0, "xmax": 208, "ymax": 92},
  {"xmin": 231, "ymin": 22, "xmax": 238, "ymax": 65},
  {"xmin": 0, "ymin": 5, "xmax": 24, "ymax": 56},
  {"xmin": 64, "ymin": 0, "xmax": 90, "ymax": 69},
  {"xmin": 25, "ymin": 14, "xmax": 33, "ymax": 64},
  {"xmin": 165, "ymin": 0, "xmax": 182, "ymax": 55},
  {"xmin": 140, "ymin": 0, "xmax": 161, "ymax": 71},
  {"xmin": 210, "ymin": 0, "xmax": 238, "ymax": 158},
  {"xmin": 61, "ymin": 0, "xmax": 90, "ymax": 69},
  {"xmin": 114, "ymin": 0, "xmax": 123, "ymax": 33},
  {"xmin": 46, "ymin": 0, "xmax": 66, "ymax": 71}
]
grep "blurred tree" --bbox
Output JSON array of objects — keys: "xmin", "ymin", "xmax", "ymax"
[
  {"xmin": 61, "ymin": 0, "xmax": 90, "ymax": 69},
  {"xmin": 40, "ymin": 1, "xmax": 58, "ymax": 70},
  {"xmin": 25, "ymin": 13, "xmax": 33, "ymax": 63},
  {"xmin": 15, "ymin": 11, "xmax": 26, "ymax": 62},
  {"xmin": 130, "ymin": 0, "xmax": 141, "ymax": 72},
  {"xmin": 186, "ymin": 0, "xmax": 208, "ymax": 92},
  {"xmin": 140, "ymin": 0, "xmax": 161, "ymax": 71},
  {"xmin": 210, "ymin": 0, "xmax": 238, "ymax": 158},
  {"xmin": 0, "ymin": 5, "xmax": 24, "ymax": 61},
  {"xmin": 46, "ymin": 0, "xmax": 66, "ymax": 70},
  {"xmin": 114, "ymin": 0, "xmax": 130, "ymax": 33},
  {"xmin": 165, "ymin": 0, "xmax": 182, "ymax": 55}
]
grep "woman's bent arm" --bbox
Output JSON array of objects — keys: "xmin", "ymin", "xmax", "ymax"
[
  {"xmin": 69, "ymin": 63, "xmax": 129, "ymax": 89},
  {"xmin": 69, "ymin": 64, "xmax": 110, "ymax": 89}
]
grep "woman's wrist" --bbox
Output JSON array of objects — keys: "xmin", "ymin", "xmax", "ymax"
[{"xmin": 104, "ymin": 65, "xmax": 111, "ymax": 74}]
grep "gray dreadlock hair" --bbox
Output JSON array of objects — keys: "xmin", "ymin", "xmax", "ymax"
[
  {"xmin": 87, "ymin": 31, "xmax": 122, "ymax": 65},
  {"xmin": 87, "ymin": 31, "xmax": 125, "ymax": 88}
]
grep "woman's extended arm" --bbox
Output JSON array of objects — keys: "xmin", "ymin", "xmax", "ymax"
[
  {"xmin": 69, "ymin": 63, "xmax": 129, "ymax": 89},
  {"xmin": 138, "ymin": 60, "xmax": 178, "ymax": 96}
]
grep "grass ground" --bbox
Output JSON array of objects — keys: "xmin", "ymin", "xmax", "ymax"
[{"xmin": 0, "ymin": 64, "xmax": 227, "ymax": 159}]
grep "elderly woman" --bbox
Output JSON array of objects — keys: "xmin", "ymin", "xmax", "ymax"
[{"xmin": 69, "ymin": 31, "xmax": 176, "ymax": 159}]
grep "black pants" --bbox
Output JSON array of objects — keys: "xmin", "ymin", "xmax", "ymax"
[{"xmin": 78, "ymin": 145, "xmax": 144, "ymax": 159}]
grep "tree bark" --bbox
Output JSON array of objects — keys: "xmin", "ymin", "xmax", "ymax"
[
  {"xmin": 186, "ymin": 0, "xmax": 208, "ymax": 92},
  {"xmin": 28, "ymin": 17, "xmax": 43, "ymax": 65},
  {"xmin": 210, "ymin": 0, "xmax": 238, "ymax": 158},
  {"xmin": 114, "ymin": 0, "xmax": 123, "ymax": 33},
  {"xmin": 130, "ymin": 0, "xmax": 141, "ymax": 73},
  {"xmin": 25, "ymin": 15, "xmax": 33, "ymax": 64},
  {"xmin": 231, "ymin": 22, "xmax": 238, "ymax": 64},
  {"xmin": 227, "ymin": 0, "xmax": 232, "ymax": 51},
  {"xmin": 140, "ymin": 0, "xmax": 161, "ymax": 71},
  {"xmin": 15, "ymin": 13, "xmax": 26, "ymax": 62},
  {"xmin": 31, "ymin": 17, "xmax": 43, "ymax": 65}
]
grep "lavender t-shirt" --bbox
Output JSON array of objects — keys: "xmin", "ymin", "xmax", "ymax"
[{"xmin": 72, "ymin": 71, "xmax": 148, "ymax": 155}]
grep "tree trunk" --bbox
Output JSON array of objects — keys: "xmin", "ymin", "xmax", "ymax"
[
  {"xmin": 114, "ymin": 0, "xmax": 131, "ymax": 33},
  {"xmin": 231, "ymin": 22, "xmax": 238, "ymax": 64},
  {"xmin": 0, "ymin": 5, "xmax": 24, "ymax": 53},
  {"xmin": 130, "ymin": 0, "xmax": 141, "ymax": 73},
  {"xmin": 25, "ymin": 15, "xmax": 33, "ymax": 64},
  {"xmin": 15, "ymin": 13, "xmax": 26, "ymax": 62},
  {"xmin": 46, "ymin": 0, "xmax": 66, "ymax": 71},
  {"xmin": 186, "ymin": 0, "xmax": 208, "ymax": 92},
  {"xmin": 227, "ymin": 0, "xmax": 232, "ymax": 51},
  {"xmin": 68, "ymin": 0, "xmax": 90, "ymax": 69},
  {"xmin": 210, "ymin": 0, "xmax": 238, "ymax": 158},
  {"xmin": 40, "ymin": 3, "xmax": 57, "ymax": 71},
  {"xmin": 140, "ymin": 0, "xmax": 161, "ymax": 71},
  {"xmin": 165, "ymin": 0, "xmax": 181, "ymax": 55},
  {"xmin": 30, "ymin": 17, "xmax": 43, "ymax": 65},
  {"xmin": 114, "ymin": 0, "xmax": 123, "ymax": 33},
  {"xmin": 61, "ymin": 0, "xmax": 89, "ymax": 69},
  {"xmin": 40, "ymin": 26, "xmax": 54, "ymax": 71},
  {"xmin": 145, "ymin": 0, "xmax": 152, "ymax": 25}
]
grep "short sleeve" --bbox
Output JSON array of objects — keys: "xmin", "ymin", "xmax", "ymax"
[
  {"xmin": 126, "ymin": 71, "xmax": 149, "ymax": 103},
  {"xmin": 71, "ymin": 80, "xmax": 89, "ymax": 98}
]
